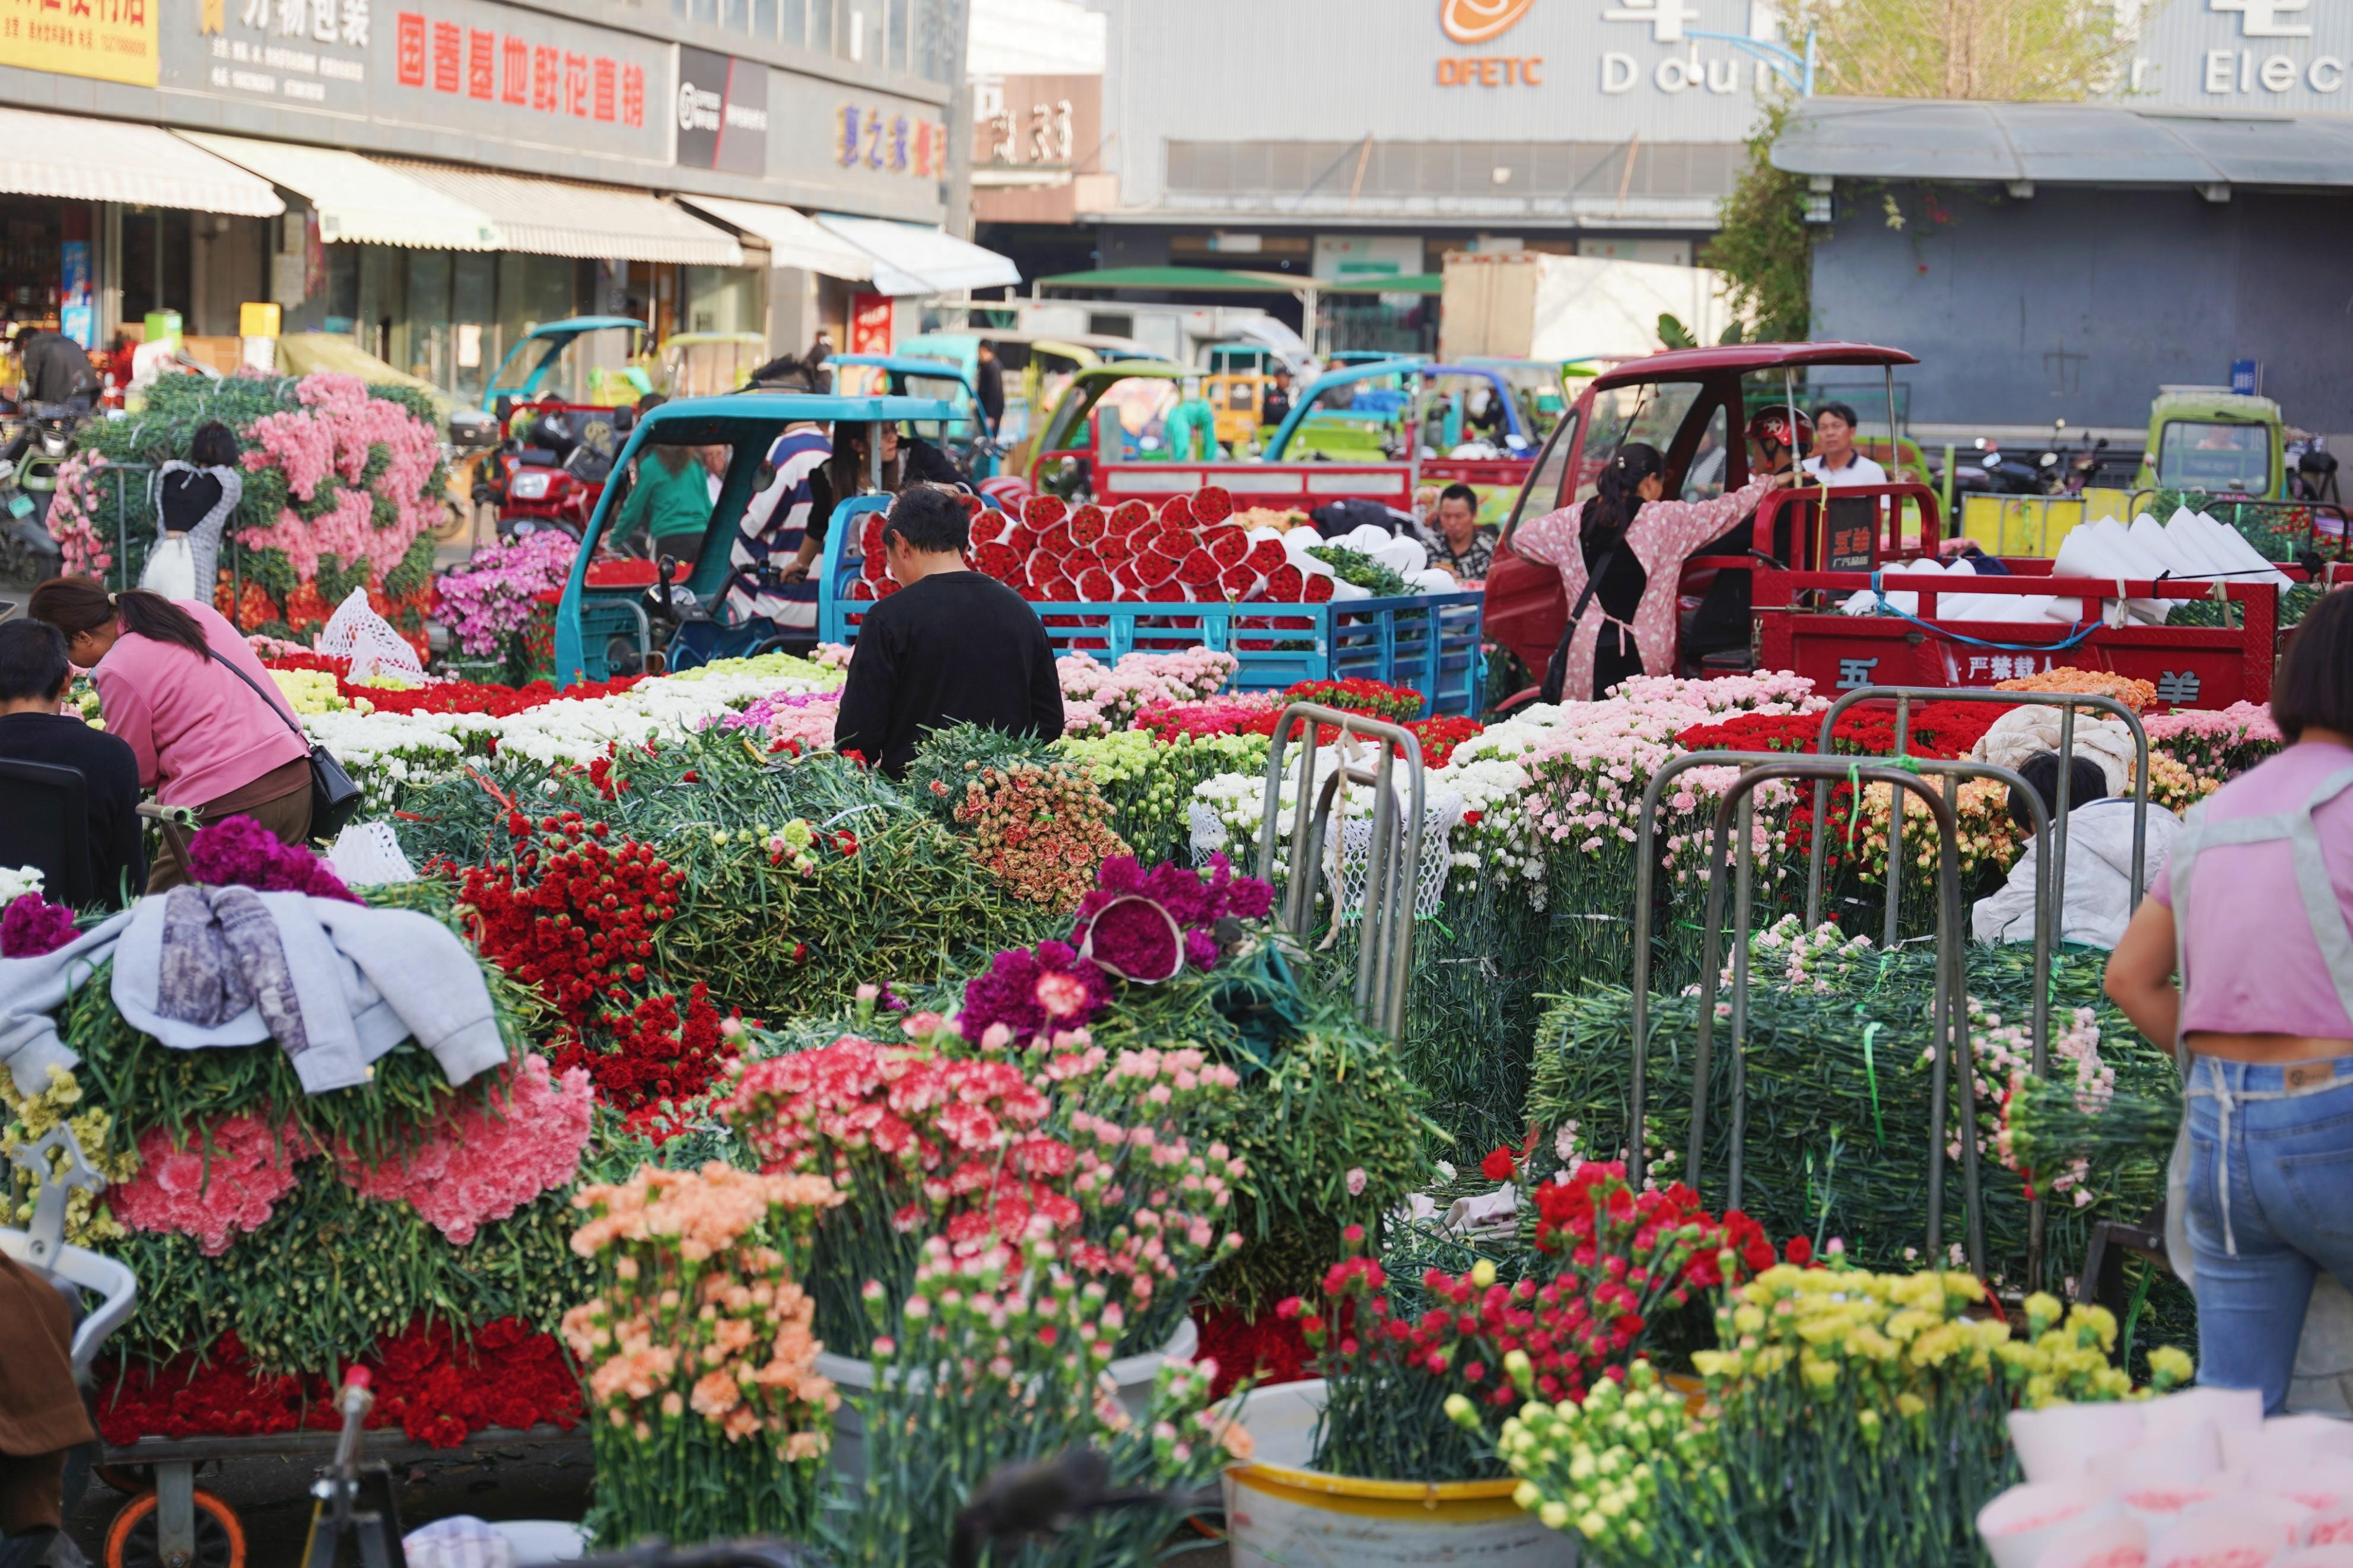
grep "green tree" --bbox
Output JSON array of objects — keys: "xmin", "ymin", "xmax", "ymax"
[{"xmin": 1709, "ymin": 101, "xmax": 1814, "ymax": 342}]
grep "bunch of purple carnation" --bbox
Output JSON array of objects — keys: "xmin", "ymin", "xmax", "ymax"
[
  {"xmin": 958, "ymin": 939, "xmax": 1111, "ymax": 1044},
  {"xmin": 1069, "ymin": 855, "xmax": 1274, "ymax": 981}
]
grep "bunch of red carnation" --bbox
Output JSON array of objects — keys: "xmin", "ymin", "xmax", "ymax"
[
  {"xmin": 1276, "ymin": 1163, "xmax": 1780, "ymax": 1478},
  {"xmin": 457, "ymin": 811, "xmax": 731, "ymax": 1115},
  {"xmin": 96, "ymin": 1319, "xmax": 580, "ymax": 1449}
]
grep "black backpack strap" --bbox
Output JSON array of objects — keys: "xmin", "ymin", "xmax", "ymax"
[{"xmin": 1540, "ymin": 547, "xmax": 1617, "ymax": 705}]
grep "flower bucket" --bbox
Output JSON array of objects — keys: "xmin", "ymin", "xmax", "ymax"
[
  {"xmin": 818, "ymin": 1316, "xmax": 1198, "ymax": 1481},
  {"xmin": 1219, "ymin": 1379, "xmax": 1576, "ymax": 1568}
]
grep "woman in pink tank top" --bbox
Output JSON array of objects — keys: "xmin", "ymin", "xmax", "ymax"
[{"xmin": 2107, "ymin": 586, "xmax": 2353, "ymax": 1411}]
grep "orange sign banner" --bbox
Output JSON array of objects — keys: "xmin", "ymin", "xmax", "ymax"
[
  {"xmin": 1440, "ymin": 0, "xmax": 1535, "ymax": 44},
  {"xmin": 0, "ymin": 0, "xmax": 158, "ymax": 85}
]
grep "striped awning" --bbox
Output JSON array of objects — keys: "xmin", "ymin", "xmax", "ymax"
[
  {"xmin": 373, "ymin": 160, "xmax": 745, "ymax": 266},
  {"xmin": 673, "ymin": 194, "xmax": 875, "ymax": 281},
  {"xmin": 179, "ymin": 133, "xmax": 500, "ymax": 250},
  {"xmin": 0, "ymin": 106, "xmax": 281, "ymax": 217}
]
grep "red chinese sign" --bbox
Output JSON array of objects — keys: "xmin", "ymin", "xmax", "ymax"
[{"xmin": 393, "ymin": 8, "xmax": 640, "ymax": 126}]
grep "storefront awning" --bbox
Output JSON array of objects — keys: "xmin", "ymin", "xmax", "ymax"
[
  {"xmin": 179, "ymin": 133, "xmax": 500, "ymax": 251},
  {"xmin": 813, "ymin": 214, "xmax": 1020, "ymax": 296},
  {"xmin": 373, "ymin": 161, "xmax": 745, "ymax": 266},
  {"xmin": 673, "ymin": 195, "xmax": 874, "ymax": 281},
  {"xmin": 0, "ymin": 106, "xmax": 282, "ymax": 217}
]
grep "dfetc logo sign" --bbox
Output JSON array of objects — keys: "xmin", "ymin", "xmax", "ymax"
[{"xmin": 1441, "ymin": 0, "xmax": 1537, "ymax": 43}]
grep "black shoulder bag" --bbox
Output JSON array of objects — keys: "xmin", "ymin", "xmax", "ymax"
[
  {"xmin": 203, "ymin": 649, "xmax": 364, "ymax": 841},
  {"xmin": 1538, "ymin": 546, "xmax": 1619, "ymax": 705}
]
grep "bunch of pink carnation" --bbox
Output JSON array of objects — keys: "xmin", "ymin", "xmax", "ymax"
[
  {"xmin": 336, "ymin": 1054, "xmax": 592, "ymax": 1243},
  {"xmin": 236, "ymin": 373, "xmax": 443, "ymax": 580},
  {"xmin": 1133, "ymin": 690, "xmax": 1282, "ymax": 741},
  {"xmin": 1057, "ymin": 649, "xmax": 1239, "ymax": 736},
  {"xmin": 111, "ymin": 1114, "xmax": 313, "ymax": 1255},
  {"xmin": 712, "ymin": 689, "xmax": 839, "ymax": 753}
]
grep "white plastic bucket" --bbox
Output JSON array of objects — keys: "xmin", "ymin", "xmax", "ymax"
[
  {"xmin": 1219, "ymin": 1379, "xmax": 1576, "ymax": 1568},
  {"xmin": 817, "ymin": 1316, "xmax": 1198, "ymax": 1481}
]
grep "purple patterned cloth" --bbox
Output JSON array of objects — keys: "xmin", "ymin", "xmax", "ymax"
[{"xmin": 154, "ymin": 885, "xmax": 311, "ymax": 1063}]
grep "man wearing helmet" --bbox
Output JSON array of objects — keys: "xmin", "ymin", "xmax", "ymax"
[{"xmin": 1679, "ymin": 407, "xmax": 1813, "ymax": 669}]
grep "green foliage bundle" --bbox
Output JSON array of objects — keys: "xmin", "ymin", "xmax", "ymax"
[{"xmin": 1525, "ymin": 922, "xmax": 2175, "ymax": 1287}]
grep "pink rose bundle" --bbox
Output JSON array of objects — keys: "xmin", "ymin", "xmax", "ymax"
[{"xmin": 338, "ymin": 1054, "xmax": 594, "ymax": 1244}]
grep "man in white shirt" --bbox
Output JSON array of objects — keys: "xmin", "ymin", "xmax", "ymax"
[{"xmin": 1802, "ymin": 402, "xmax": 1888, "ymax": 488}]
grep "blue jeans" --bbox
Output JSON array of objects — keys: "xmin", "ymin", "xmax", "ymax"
[{"xmin": 2183, "ymin": 1054, "xmax": 2353, "ymax": 1413}]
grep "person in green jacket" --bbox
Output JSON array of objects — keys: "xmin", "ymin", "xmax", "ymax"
[{"xmin": 615, "ymin": 443, "xmax": 717, "ymax": 557}]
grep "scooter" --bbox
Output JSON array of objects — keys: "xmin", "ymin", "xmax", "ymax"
[
  {"xmin": 481, "ymin": 400, "xmax": 629, "ymax": 542},
  {"xmin": 0, "ymin": 404, "xmax": 74, "ymax": 579}
]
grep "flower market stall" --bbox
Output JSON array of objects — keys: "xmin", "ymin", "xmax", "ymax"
[
  {"xmin": 8, "ymin": 597, "xmax": 2319, "ymax": 1566},
  {"xmin": 47, "ymin": 373, "xmax": 448, "ymax": 652}
]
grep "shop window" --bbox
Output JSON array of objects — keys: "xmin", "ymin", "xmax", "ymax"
[
  {"xmin": 116, "ymin": 207, "xmax": 192, "ymax": 335},
  {"xmin": 912, "ymin": 0, "xmax": 954, "ymax": 80},
  {"xmin": 886, "ymin": 0, "xmax": 907, "ymax": 72},
  {"xmin": 777, "ymin": 0, "xmax": 803, "ymax": 42},
  {"xmin": 723, "ymin": 0, "xmax": 749, "ymax": 30},
  {"xmin": 683, "ymin": 266, "xmax": 759, "ymax": 336},
  {"xmin": 810, "ymin": 0, "xmax": 832, "ymax": 53}
]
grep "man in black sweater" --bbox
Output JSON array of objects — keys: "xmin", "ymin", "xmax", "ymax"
[
  {"xmin": 832, "ymin": 486, "xmax": 1063, "ymax": 777},
  {"xmin": 0, "ymin": 619, "xmax": 145, "ymax": 906}
]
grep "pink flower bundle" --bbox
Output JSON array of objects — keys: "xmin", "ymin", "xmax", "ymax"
[
  {"xmin": 711, "ymin": 689, "xmax": 840, "ymax": 754},
  {"xmin": 1069, "ymin": 854, "xmax": 1274, "ymax": 980},
  {"xmin": 111, "ymin": 1114, "xmax": 313, "ymax": 1255},
  {"xmin": 234, "ymin": 373, "xmax": 444, "ymax": 581},
  {"xmin": 1133, "ymin": 690, "xmax": 1282, "ymax": 741},
  {"xmin": 436, "ymin": 530, "xmax": 578, "ymax": 657},
  {"xmin": 719, "ymin": 1009, "xmax": 1244, "ymax": 1356},
  {"xmin": 1056, "ymin": 648, "xmax": 1239, "ymax": 736},
  {"xmin": 338, "ymin": 1054, "xmax": 593, "ymax": 1244},
  {"xmin": 185, "ymin": 816, "xmax": 361, "ymax": 904},
  {"xmin": 1, "ymin": 892, "xmax": 79, "ymax": 958}
]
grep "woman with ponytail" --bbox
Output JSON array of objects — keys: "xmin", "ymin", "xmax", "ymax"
[
  {"xmin": 27, "ymin": 577, "xmax": 311, "ymax": 890},
  {"xmin": 1509, "ymin": 441, "xmax": 1793, "ymax": 700}
]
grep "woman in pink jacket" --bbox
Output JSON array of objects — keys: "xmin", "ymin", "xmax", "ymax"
[
  {"xmin": 28, "ymin": 577, "xmax": 311, "ymax": 892},
  {"xmin": 1511, "ymin": 443, "xmax": 1792, "ymax": 701}
]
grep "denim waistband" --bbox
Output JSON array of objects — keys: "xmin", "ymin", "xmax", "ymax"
[{"xmin": 2188, "ymin": 1054, "xmax": 2353, "ymax": 1095}]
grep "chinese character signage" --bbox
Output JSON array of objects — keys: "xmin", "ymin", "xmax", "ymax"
[
  {"xmin": 168, "ymin": 0, "xmax": 666, "ymax": 168},
  {"xmin": 838, "ymin": 102, "xmax": 947, "ymax": 179},
  {"xmin": 0, "ymin": 0, "xmax": 159, "ymax": 87},
  {"xmin": 677, "ymin": 46, "xmax": 767, "ymax": 176}
]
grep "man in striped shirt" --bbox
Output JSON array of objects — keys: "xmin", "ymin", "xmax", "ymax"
[{"xmin": 725, "ymin": 422, "xmax": 831, "ymax": 648}]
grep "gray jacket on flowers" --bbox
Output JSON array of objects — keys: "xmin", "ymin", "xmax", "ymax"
[{"xmin": 0, "ymin": 888, "xmax": 506, "ymax": 1097}]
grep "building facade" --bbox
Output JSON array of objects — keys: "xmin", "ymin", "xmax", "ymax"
[
  {"xmin": 1783, "ymin": 0, "xmax": 2353, "ymax": 440},
  {"xmin": 1022, "ymin": 0, "xmax": 1779, "ymax": 350},
  {"xmin": 0, "ymin": 0, "xmax": 994, "ymax": 402}
]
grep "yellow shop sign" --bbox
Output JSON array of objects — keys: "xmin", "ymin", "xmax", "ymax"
[{"xmin": 0, "ymin": 0, "xmax": 160, "ymax": 87}]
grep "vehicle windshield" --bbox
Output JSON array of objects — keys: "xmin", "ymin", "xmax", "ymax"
[
  {"xmin": 2158, "ymin": 420, "xmax": 2271, "ymax": 494},
  {"xmin": 1581, "ymin": 381, "xmax": 1706, "ymax": 500}
]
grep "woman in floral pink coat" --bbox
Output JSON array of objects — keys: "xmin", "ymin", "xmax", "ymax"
[{"xmin": 1511, "ymin": 443, "xmax": 1791, "ymax": 700}]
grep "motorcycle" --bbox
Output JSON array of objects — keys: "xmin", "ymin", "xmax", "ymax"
[
  {"xmin": 0, "ymin": 403, "xmax": 77, "ymax": 580},
  {"xmin": 1945, "ymin": 436, "xmax": 2047, "ymax": 525},
  {"xmin": 478, "ymin": 399, "xmax": 629, "ymax": 542}
]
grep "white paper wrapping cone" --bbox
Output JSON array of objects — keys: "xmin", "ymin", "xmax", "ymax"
[
  {"xmin": 2033, "ymin": 1510, "xmax": 2146, "ymax": 1568},
  {"xmin": 1282, "ymin": 529, "xmax": 1325, "ymax": 562},
  {"xmin": 2088, "ymin": 1419, "xmax": 2222, "ymax": 1494},
  {"xmin": 2247, "ymin": 1456, "xmax": 2353, "ymax": 1513},
  {"xmin": 2278, "ymin": 1548, "xmax": 2353, "ymax": 1568},
  {"xmin": 1976, "ymin": 1483, "xmax": 2107, "ymax": 1568},
  {"xmin": 2304, "ymin": 1500, "xmax": 2353, "ymax": 1548},
  {"xmin": 2129, "ymin": 513, "xmax": 2203, "ymax": 578},
  {"xmin": 1410, "ymin": 568, "xmax": 1458, "ymax": 594},
  {"xmin": 2152, "ymin": 1497, "xmax": 2310, "ymax": 1567},
  {"xmin": 1329, "ymin": 578, "xmax": 1371, "ymax": 600},
  {"xmin": 2162, "ymin": 507, "xmax": 2238, "ymax": 576},
  {"xmin": 1345, "ymin": 522, "xmax": 1393, "ymax": 552},
  {"xmin": 1246, "ymin": 525, "xmax": 1286, "ymax": 546},
  {"xmin": 1296, "ymin": 554, "xmax": 1336, "ymax": 579},
  {"xmin": 2145, "ymin": 1386, "xmax": 2266, "ymax": 1450},
  {"xmin": 2225, "ymin": 1411, "xmax": 2353, "ymax": 1472},
  {"xmin": 2009, "ymin": 1401, "xmax": 2147, "ymax": 1484},
  {"xmin": 1372, "ymin": 536, "xmax": 1427, "ymax": 574},
  {"xmin": 2194, "ymin": 508, "xmax": 2296, "ymax": 589}
]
